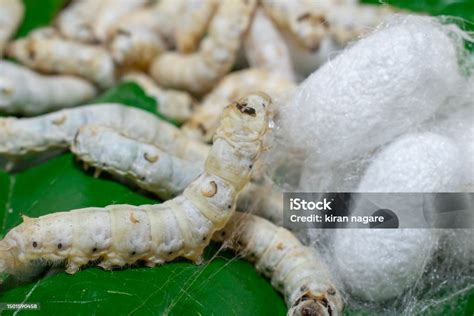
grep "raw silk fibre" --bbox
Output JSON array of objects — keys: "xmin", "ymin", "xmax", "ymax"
[{"xmin": 275, "ymin": 15, "xmax": 467, "ymax": 166}]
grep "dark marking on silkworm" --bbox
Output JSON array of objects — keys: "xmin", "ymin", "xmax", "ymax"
[
  {"xmin": 32, "ymin": 241, "xmax": 37, "ymax": 248},
  {"xmin": 327, "ymin": 288, "xmax": 336, "ymax": 295},
  {"xmin": 297, "ymin": 12, "xmax": 311, "ymax": 22},
  {"xmin": 235, "ymin": 102, "xmax": 256, "ymax": 116},
  {"xmin": 197, "ymin": 123, "xmax": 207, "ymax": 135},
  {"xmin": 117, "ymin": 28, "xmax": 132, "ymax": 37},
  {"xmin": 202, "ymin": 181, "xmax": 217, "ymax": 197},
  {"xmin": 57, "ymin": 243, "xmax": 62, "ymax": 249},
  {"xmin": 92, "ymin": 247, "xmax": 97, "ymax": 252},
  {"xmin": 144, "ymin": 153, "xmax": 159, "ymax": 163}
]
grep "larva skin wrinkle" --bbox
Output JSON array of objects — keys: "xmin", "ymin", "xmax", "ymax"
[
  {"xmin": 0, "ymin": 61, "xmax": 97, "ymax": 116},
  {"xmin": 92, "ymin": 0, "xmax": 149, "ymax": 43},
  {"xmin": 214, "ymin": 213, "xmax": 343, "ymax": 316},
  {"xmin": 332, "ymin": 133, "xmax": 463, "ymax": 302},
  {"xmin": 110, "ymin": 26, "xmax": 165, "ymax": 71},
  {"xmin": 175, "ymin": 0, "xmax": 217, "ymax": 53},
  {"xmin": 55, "ymin": 0, "xmax": 104, "ymax": 43},
  {"xmin": 0, "ymin": 0, "xmax": 24, "ymax": 57},
  {"xmin": 71, "ymin": 124, "xmax": 283, "ymax": 223},
  {"xmin": 150, "ymin": 0, "xmax": 257, "ymax": 95},
  {"xmin": 0, "ymin": 104, "xmax": 210, "ymax": 162},
  {"xmin": 244, "ymin": 9, "xmax": 296, "ymax": 82},
  {"xmin": 0, "ymin": 93, "xmax": 271, "ymax": 276},
  {"xmin": 121, "ymin": 72, "xmax": 194, "ymax": 123},
  {"xmin": 71, "ymin": 125, "xmax": 203, "ymax": 201},
  {"xmin": 183, "ymin": 68, "xmax": 295, "ymax": 142},
  {"xmin": 261, "ymin": 0, "xmax": 329, "ymax": 52},
  {"xmin": 6, "ymin": 36, "xmax": 116, "ymax": 89}
]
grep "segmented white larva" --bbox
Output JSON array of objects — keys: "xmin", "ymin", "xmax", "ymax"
[
  {"xmin": 261, "ymin": 0, "xmax": 394, "ymax": 51},
  {"xmin": 6, "ymin": 35, "xmax": 116, "ymax": 88},
  {"xmin": 109, "ymin": 13, "xmax": 166, "ymax": 70},
  {"xmin": 55, "ymin": 0, "xmax": 104, "ymax": 43},
  {"xmin": 244, "ymin": 9, "xmax": 296, "ymax": 82},
  {"xmin": 0, "ymin": 0, "xmax": 24, "ymax": 56},
  {"xmin": 150, "ymin": 0, "xmax": 257, "ymax": 95},
  {"xmin": 0, "ymin": 93, "xmax": 270, "ymax": 276},
  {"xmin": 0, "ymin": 61, "xmax": 97, "ymax": 116},
  {"xmin": 213, "ymin": 212, "xmax": 343, "ymax": 316},
  {"xmin": 327, "ymin": 4, "xmax": 395, "ymax": 45},
  {"xmin": 261, "ymin": 0, "xmax": 329, "ymax": 52},
  {"xmin": 175, "ymin": 0, "xmax": 217, "ymax": 53},
  {"xmin": 122, "ymin": 72, "xmax": 194, "ymax": 123},
  {"xmin": 182, "ymin": 68, "xmax": 295, "ymax": 142},
  {"xmin": 0, "ymin": 103, "xmax": 210, "ymax": 162},
  {"xmin": 92, "ymin": 0, "xmax": 149, "ymax": 42},
  {"xmin": 71, "ymin": 124, "xmax": 283, "ymax": 224},
  {"xmin": 72, "ymin": 124, "xmax": 203, "ymax": 201}
]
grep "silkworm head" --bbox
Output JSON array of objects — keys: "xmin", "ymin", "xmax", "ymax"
[
  {"xmin": 289, "ymin": 292, "xmax": 340, "ymax": 316},
  {"xmin": 218, "ymin": 92, "xmax": 271, "ymax": 142}
]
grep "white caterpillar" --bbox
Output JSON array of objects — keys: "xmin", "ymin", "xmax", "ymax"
[
  {"xmin": 183, "ymin": 68, "xmax": 295, "ymax": 142},
  {"xmin": 244, "ymin": 9, "xmax": 296, "ymax": 82},
  {"xmin": 122, "ymin": 72, "xmax": 194, "ymax": 123},
  {"xmin": 92, "ymin": 0, "xmax": 150, "ymax": 42},
  {"xmin": 261, "ymin": 0, "xmax": 329, "ymax": 52},
  {"xmin": 108, "ymin": 13, "xmax": 166, "ymax": 70},
  {"xmin": 150, "ymin": 0, "xmax": 257, "ymax": 95},
  {"xmin": 0, "ymin": 103, "xmax": 210, "ymax": 162},
  {"xmin": 214, "ymin": 212, "xmax": 343, "ymax": 316},
  {"xmin": 71, "ymin": 124, "xmax": 203, "ymax": 200},
  {"xmin": 71, "ymin": 123, "xmax": 285, "ymax": 224},
  {"xmin": 55, "ymin": 0, "xmax": 104, "ymax": 43},
  {"xmin": 0, "ymin": 0, "xmax": 24, "ymax": 56},
  {"xmin": 0, "ymin": 61, "xmax": 97, "ymax": 116},
  {"xmin": 0, "ymin": 93, "xmax": 270, "ymax": 276},
  {"xmin": 6, "ymin": 35, "xmax": 116, "ymax": 88},
  {"xmin": 175, "ymin": 0, "xmax": 217, "ymax": 53},
  {"xmin": 261, "ymin": 0, "xmax": 393, "ymax": 52}
]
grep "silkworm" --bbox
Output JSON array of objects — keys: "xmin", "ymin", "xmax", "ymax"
[
  {"xmin": 244, "ymin": 9, "xmax": 296, "ymax": 82},
  {"xmin": 261, "ymin": 0, "xmax": 329, "ymax": 52},
  {"xmin": 332, "ymin": 132, "xmax": 463, "ymax": 302},
  {"xmin": 71, "ymin": 124, "xmax": 203, "ymax": 201},
  {"xmin": 0, "ymin": 104, "xmax": 210, "ymax": 162},
  {"xmin": 0, "ymin": 93, "xmax": 270, "ymax": 276},
  {"xmin": 109, "ymin": 15, "xmax": 166, "ymax": 70},
  {"xmin": 122, "ymin": 72, "xmax": 194, "ymax": 123},
  {"xmin": 92, "ymin": 0, "xmax": 150, "ymax": 42},
  {"xmin": 182, "ymin": 68, "xmax": 295, "ymax": 142},
  {"xmin": 325, "ymin": 3, "xmax": 395, "ymax": 45},
  {"xmin": 175, "ymin": 0, "xmax": 217, "ymax": 53},
  {"xmin": 71, "ymin": 123, "xmax": 284, "ymax": 224},
  {"xmin": 213, "ymin": 212, "xmax": 343, "ymax": 316},
  {"xmin": 0, "ymin": 0, "xmax": 24, "ymax": 56},
  {"xmin": 150, "ymin": 0, "xmax": 257, "ymax": 95},
  {"xmin": 6, "ymin": 35, "xmax": 116, "ymax": 88},
  {"xmin": 0, "ymin": 60, "xmax": 97, "ymax": 116},
  {"xmin": 55, "ymin": 0, "xmax": 104, "ymax": 43}
]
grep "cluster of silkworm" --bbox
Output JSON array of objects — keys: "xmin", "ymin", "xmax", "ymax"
[{"xmin": 1, "ymin": 0, "xmax": 472, "ymax": 315}]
